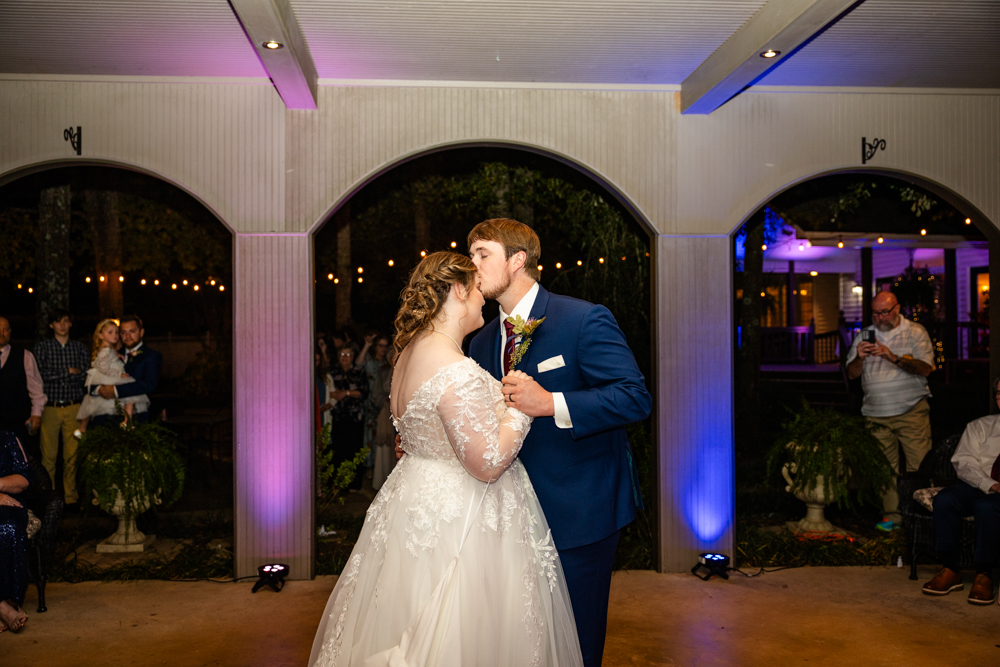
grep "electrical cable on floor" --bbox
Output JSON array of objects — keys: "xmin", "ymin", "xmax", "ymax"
[{"xmin": 730, "ymin": 565, "xmax": 802, "ymax": 577}]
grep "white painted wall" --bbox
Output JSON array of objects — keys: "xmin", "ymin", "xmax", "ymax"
[{"xmin": 1, "ymin": 79, "xmax": 998, "ymax": 575}]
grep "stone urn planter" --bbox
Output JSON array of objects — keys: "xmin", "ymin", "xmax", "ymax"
[
  {"xmin": 781, "ymin": 462, "xmax": 834, "ymax": 533},
  {"xmin": 77, "ymin": 416, "xmax": 185, "ymax": 554},
  {"xmin": 93, "ymin": 484, "xmax": 156, "ymax": 553}
]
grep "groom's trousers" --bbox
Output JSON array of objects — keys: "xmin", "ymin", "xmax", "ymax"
[{"xmin": 558, "ymin": 529, "xmax": 621, "ymax": 667}]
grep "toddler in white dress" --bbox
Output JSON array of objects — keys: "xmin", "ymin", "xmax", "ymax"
[{"xmin": 75, "ymin": 319, "xmax": 150, "ymax": 434}]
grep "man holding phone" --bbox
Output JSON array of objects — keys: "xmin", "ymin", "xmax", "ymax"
[{"xmin": 846, "ymin": 290, "xmax": 935, "ymax": 532}]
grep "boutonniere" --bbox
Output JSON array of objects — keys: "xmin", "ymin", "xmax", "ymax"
[
  {"xmin": 129, "ymin": 349, "xmax": 143, "ymax": 359},
  {"xmin": 505, "ymin": 315, "xmax": 545, "ymax": 370}
]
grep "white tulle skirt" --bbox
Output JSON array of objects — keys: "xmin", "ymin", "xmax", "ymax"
[{"xmin": 309, "ymin": 454, "xmax": 584, "ymax": 667}]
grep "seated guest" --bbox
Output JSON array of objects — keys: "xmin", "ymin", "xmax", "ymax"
[
  {"xmin": 0, "ymin": 430, "xmax": 31, "ymax": 633},
  {"xmin": 923, "ymin": 378, "xmax": 1000, "ymax": 604}
]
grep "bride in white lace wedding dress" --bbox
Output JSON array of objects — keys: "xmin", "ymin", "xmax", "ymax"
[{"xmin": 309, "ymin": 252, "xmax": 583, "ymax": 667}]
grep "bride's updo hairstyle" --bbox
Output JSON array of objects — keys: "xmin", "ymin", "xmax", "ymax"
[{"xmin": 392, "ymin": 251, "xmax": 477, "ymax": 364}]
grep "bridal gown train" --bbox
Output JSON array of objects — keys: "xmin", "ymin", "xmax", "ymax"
[{"xmin": 309, "ymin": 358, "xmax": 584, "ymax": 667}]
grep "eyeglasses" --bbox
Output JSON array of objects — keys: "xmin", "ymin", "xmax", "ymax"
[
  {"xmin": 872, "ymin": 304, "xmax": 899, "ymax": 317},
  {"xmin": 339, "ymin": 352, "xmax": 353, "ymax": 357}
]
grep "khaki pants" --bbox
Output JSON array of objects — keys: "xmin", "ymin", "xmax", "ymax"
[
  {"xmin": 40, "ymin": 404, "xmax": 81, "ymax": 504},
  {"xmin": 866, "ymin": 398, "xmax": 932, "ymax": 524}
]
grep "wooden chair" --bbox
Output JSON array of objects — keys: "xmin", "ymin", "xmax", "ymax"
[{"xmin": 24, "ymin": 453, "xmax": 64, "ymax": 613}]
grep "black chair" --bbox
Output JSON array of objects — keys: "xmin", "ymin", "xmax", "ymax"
[
  {"xmin": 898, "ymin": 434, "xmax": 975, "ymax": 581},
  {"xmin": 24, "ymin": 454, "xmax": 64, "ymax": 613}
]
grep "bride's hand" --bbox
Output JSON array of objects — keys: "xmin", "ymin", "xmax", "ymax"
[{"xmin": 502, "ymin": 371, "xmax": 555, "ymax": 417}]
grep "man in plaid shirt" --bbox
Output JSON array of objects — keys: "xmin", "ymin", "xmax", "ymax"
[{"xmin": 34, "ymin": 308, "xmax": 89, "ymax": 507}]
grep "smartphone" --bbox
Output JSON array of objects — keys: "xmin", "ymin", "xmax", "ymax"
[{"xmin": 861, "ymin": 330, "xmax": 876, "ymax": 344}]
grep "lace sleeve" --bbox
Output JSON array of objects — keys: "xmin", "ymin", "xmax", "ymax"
[
  {"xmin": 94, "ymin": 347, "xmax": 125, "ymax": 378},
  {"xmin": 437, "ymin": 370, "xmax": 532, "ymax": 483}
]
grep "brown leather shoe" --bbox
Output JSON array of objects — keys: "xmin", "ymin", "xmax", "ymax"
[
  {"xmin": 923, "ymin": 567, "xmax": 963, "ymax": 595},
  {"xmin": 968, "ymin": 574, "xmax": 996, "ymax": 605}
]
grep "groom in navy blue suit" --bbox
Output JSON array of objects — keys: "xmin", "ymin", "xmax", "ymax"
[
  {"xmin": 92, "ymin": 315, "xmax": 162, "ymax": 425},
  {"xmin": 467, "ymin": 219, "xmax": 651, "ymax": 667}
]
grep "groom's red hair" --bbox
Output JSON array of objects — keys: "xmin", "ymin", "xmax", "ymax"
[{"xmin": 467, "ymin": 218, "xmax": 541, "ymax": 281}]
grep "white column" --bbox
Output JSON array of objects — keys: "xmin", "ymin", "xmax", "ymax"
[
  {"xmin": 656, "ymin": 235, "xmax": 735, "ymax": 572},
  {"xmin": 233, "ymin": 233, "xmax": 315, "ymax": 579}
]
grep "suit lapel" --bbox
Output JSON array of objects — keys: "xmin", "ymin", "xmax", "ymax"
[{"xmin": 519, "ymin": 284, "xmax": 550, "ymax": 373}]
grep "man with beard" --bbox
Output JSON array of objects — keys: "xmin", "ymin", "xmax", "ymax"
[{"xmin": 847, "ymin": 290, "xmax": 935, "ymax": 532}]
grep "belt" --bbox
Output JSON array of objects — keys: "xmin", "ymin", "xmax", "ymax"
[{"xmin": 46, "ymin": 400, "xmax": 80, "ymax": 408}]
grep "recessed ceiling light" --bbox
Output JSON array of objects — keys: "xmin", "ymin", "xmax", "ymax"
[
  {"xmin": 760, "ymin": 49, "xmax": 780, "ymax": 59},
  {"xmin": 263, "ymin": 41, "xmax": 284, "ymax": 50}
]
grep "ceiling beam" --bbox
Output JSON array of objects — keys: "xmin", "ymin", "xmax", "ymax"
[
  {"xmin": 680, "ymin": 0, "xmax": 861, "ymax": 115},
  {"xmin": 229, "ymin": 0, "xmax": 317, "ymax": 109}
]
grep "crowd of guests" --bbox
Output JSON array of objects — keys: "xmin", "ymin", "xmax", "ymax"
[
  {"xmin": 316, "ymin": 327, "xmax": 396, "ymax": 493},
  {"xmin": 0, "ymin": 309, "xmax": 162, "ymax": 633}
]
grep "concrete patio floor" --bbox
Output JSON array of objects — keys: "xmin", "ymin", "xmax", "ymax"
[{"xmin": 4, "ymin": 565, "xmax": 997, "ymax": 666}]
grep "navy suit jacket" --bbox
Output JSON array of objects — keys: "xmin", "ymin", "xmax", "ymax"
[
  {"xmin": 469, "ymin": 285, "xmax": 651, "ymax": 550},
  {"xmin": 115, "ymin": 344, "xmax": 162, "ymax": 401}
]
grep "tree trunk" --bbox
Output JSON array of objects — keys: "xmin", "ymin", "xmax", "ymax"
[
  {"xmin": 737, "ymin": 217, "xmax": 765, "ymax": 447},
  {"xmin": 36, "ymin": 184, "xmax": 72, "ymax": 338},
  {"xmin": 85, "ymin": 190, "xmax": 124, "ymax": 318},
  {"xmin": 415, "ymin": 200, "xmax": 430, "ymax": 255},
  {"xmin": 334, "ymin": 204, "xmax": 352, "ymax": 327}
]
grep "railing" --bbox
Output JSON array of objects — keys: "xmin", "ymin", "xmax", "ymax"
[
  {"xmin": 760, "ymin": 325, "xmax": 814, "ymax": 363},
  {"xmin": 957, "ymin": 321, "xmax": 989, "ymax": 359}
]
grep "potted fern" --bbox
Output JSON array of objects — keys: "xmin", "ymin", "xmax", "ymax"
[
  {"xmin": 767, "ymin": 400, "xmax": 894, "ymax": 533},
  {"xmin": 77, "ymin": 415, "xmax": 185, "ymax": 552}
]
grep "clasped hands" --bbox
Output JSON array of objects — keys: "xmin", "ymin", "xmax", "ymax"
[
  {"xmin": 501, "ymin": 370, "xmax": 554, "ymax": 417},
  {"xmin": 857, "ymin": 341, "xmax": 898, "ymax": 364}
]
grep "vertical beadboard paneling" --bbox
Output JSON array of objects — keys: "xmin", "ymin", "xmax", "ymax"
[
  {"xmin": 676, "ymin": 91, "xmax": 1000, "ymax": 236},
  {"xmin": 233, "ymin": 233, "xmax": 314, "ymax": 579},
  {"xmin": 285, "ymin": 86, "xmax": 673, "ymax": 235},
  {"xmin": 0, "ymin": 80, "xmax": 285, "ymax": 232},
  {"xmin": 656, "ymin": 235, "xmax": 734, "ymax": 572}
]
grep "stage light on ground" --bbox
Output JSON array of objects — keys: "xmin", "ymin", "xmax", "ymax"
[
  {"xmin": 692, "ymin": 552, "xmax": 730, "ymax": 581},
  {"xmin": 810, "ymin": 271, "xmax": 818, "ymax": 276},
  {"xmin": 252, "ymin": 563, "xmax": 288, "ymax": 593}
]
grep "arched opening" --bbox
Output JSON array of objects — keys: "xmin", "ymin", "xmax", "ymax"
[
  {"xmin": 731, "ymin": 168, "xmax": 996, "ymax": 567},
  {"xmin": 310, "ymin": 144, "xmax": 657, "ymax": 572},
  {"xmin": 0, "ymin": 164, "xmax": 234, "ymax": 573}
]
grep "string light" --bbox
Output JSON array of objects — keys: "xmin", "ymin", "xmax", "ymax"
[
  {"xmin": 334, "ymin": 278, "xmax": 339, "ymax": 284},
  {"xmin": 27, "ymin": 287, "xmax": 33, "ymax": 293},
  {"xmin": 760, "ymin": 291, "xmax": 765, "ymax": 297},
  {"xmin": 420, "ymin": 250, "xmax": 427, "ymax": 257},
  {"xmin": 85, "ymin": 277, "xmax": 91, "ymax": 283},
  {"xmin": 920, "ymin": 229, "xmax": 927, "ymax": 236},
  {"xmin": 537, "ymin": 265, "xmax": 543, "ymax": 272},
  {"xmin": 810, "ymin": 271, "xmax": 818, "ymax": 276},
  {"xmin": 193, "ymin": 285, "xmax": 200, "ymax": 291},
  {"xmin": 154, "ymin": 280, "xmax": 159, "ymax": 286},
  {"xmin": 798, "ymin": 243, "xmax": 804, "ymax": 251},
  {"xmin": 761, "ymin": 244, "xmax": 767, "ymax": 250},
  {"xmin": 621, "ymin": 256, "xmax": 626, "ymax": 261},
  {"xmin": 171, "ymin": 283, "xmax": 178, "ymax": 290},
  {"xmin": 599, "ymin": 258, "xmax": 605, "ymax": 264},
  {"xmin": 210, "ymin": 280, "xmax": 216, "ymax": 286},
  {"xmin": 219, "ymin": 285, "xmax": 225, "ymax": 291},
  {"xmin": 182, "ymin": 279, "xmax": 188, "ymax": 285},
  {"xmin": 358, "ymin": 277, "xmax": 363, "ymax": 284},
  {"xmin": 966, "ymin": 218, "xmax": 972, "ymax": 225},
  {"xmin": 17, "ymin": 284, "xmax": 22, "ymax": 289},
  {"xmin": 555, "ymin": 263, "xmax": 562, "ymax": 269},
  {"xmin": 877, "ymin": 236, "xmax": 884, "ymax": 244},
  {"xmin": 328, "ymin": 273, "xmax": 334, "ymax": 280},
  {"xmin": 388, "ymin": 260, "xmax": 394, "ymax": 267},
  {"xmin": 100, "ymin": 276, "xmax": 105, "ymax": 282},
  {"xmin": 141, "ymin": 279, "xmax": 147, "ymax": 285},
  {"xmin": 450, "ymin": 241, "xmax": 457, "ymax": 248},
  {"xmin": 837, "ymin": 239, "xmax": 844, "ymax": 248},
  {"xmin": 357, "ymin": 267, "xmax": 363, "ymax": 274},
  {"xmin": 577, "ymin": 260, "xmax": 582, "ymax": 266},
  {"xmin": 118, "ymin": 276, "xmax": 124, "ymax": 282}
]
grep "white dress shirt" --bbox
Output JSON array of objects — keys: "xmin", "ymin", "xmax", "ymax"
[
  {"xmin": 952, "ymin": 414, "xmax": 1000, "ymax": 494},
  {"xmin": 498, "ymin": 282, "xmax": 573, "ymax": 429}
]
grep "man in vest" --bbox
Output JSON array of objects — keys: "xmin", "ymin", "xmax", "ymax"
[{"xmin": 0, "ymin": 316, "xmax": 47, "ymax": 448}]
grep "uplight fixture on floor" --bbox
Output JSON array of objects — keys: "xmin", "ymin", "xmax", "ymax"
[
  {"xmin": 252, "ymin": 563, "xmax": 289, "ymax": 593},
  {"xmin": 691, "ymin": 552, "xmax": 730, "ymax": 581}
]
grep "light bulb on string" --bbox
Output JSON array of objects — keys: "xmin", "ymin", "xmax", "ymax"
[
  {"xmin": 118, "ymin": 276, "xmax": 124, "ymax": 282},
  {"xmin": 193, "ymin": 285, "xmax": 200, "ymax": 291},
  {"xmin": 219, "ymin": 285, "xmax": 225, "ymax": 292},
  {"xmin": 182, "ymin": 279, "xmax": 188, "ymax": 285},
  {"xmin": 599, "ymin": 258, "xmax": 605, "ymax": 264},
  {"xmin": 85, "ymin": 277, "xmax": 91, "ymax": 283},
  {"xmin": 388, "ymin": 260, "xmax": 394, "ymax": 267},
  {"xmin": 358, "ymin": 277, "xmax": 363, "ymax": 284},
  {"xmin": 761, "ymin": 244, "xmax": 767, "ymax": 251},
  {"xmin": 555, "ymin": 263, "xmax": 562, "ymax": 269},
  {"xmin": 171, "ymin": 284, "xmax": 178, "ymax": 290},
  {"xmin": 450, "ymin": 242, "xmax": 457, "ymax": 248},
  {"xmin": 328, "ymin": 273, "xmax": 334, "ymax": 280},
  {"xmin": 27, "ymin": 287, "xmax": 33, "ymax": 293},
  {"xmin": 577, "ymin": 260, "xmax": 582, "ymax": 266},
  {"xmin": 154, "ymin": 280, "xmax": 159, "ymax": 286},
  {"xmin": 141, "ymin": 279, "xmax": 146, "ymax": 285},
  {"xmin": 100, "ymin": 276, "xmax": 105, "ymax": 282}
]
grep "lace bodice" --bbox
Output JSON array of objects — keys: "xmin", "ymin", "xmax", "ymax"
[
  {"xmin": 93, "ymin": 346, "xmax": 125, "ymax": 378},
  {"xmin": 392, "ymin": 358, "xmax": 532, "ymax": 480}
]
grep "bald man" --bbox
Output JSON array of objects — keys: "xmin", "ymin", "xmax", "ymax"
[{"xmin": 847, "ymin": 291, "xmax": 935, "ymax": 532}]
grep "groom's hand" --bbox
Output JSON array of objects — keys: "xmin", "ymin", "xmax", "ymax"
[{"xmin": 502, "ymin": 372, "xmax": 554, "ymax": 417}]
